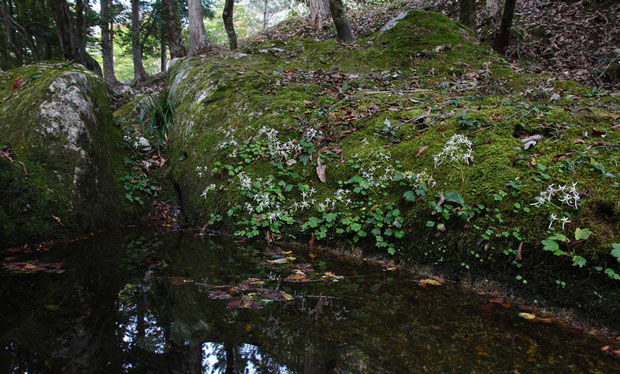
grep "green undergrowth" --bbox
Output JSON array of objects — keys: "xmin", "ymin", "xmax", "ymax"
[{"xmin": 161, "ymin": 11, "xmax": 620, "ymax": 326}]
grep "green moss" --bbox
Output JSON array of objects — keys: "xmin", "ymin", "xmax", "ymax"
[
  {"xmin": 0, "ymin": 63, "xmax": 136, "ymax": 247},
  {"xmin": 162, "ymin": 11, "xmax": 620, "ymax": 325}
]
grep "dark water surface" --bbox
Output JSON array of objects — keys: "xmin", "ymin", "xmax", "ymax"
[{"xmin": 0, "ymin": 229, "xmax": 616, "ymax": 373}]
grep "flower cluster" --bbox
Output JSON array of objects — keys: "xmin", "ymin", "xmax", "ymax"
[
  {"xmin": 195, "ymin": 165, "xmax": 209, "ymax": 178},
  {"xmin": 303, "ymin": 128, "xmax": 323, "ymax": 143},
  {"xmin": 433, "ymin": 134, "xmax": 473, "ymax": 167},
  {"xmin": 217, "ymin": 128, "xmax": 238, "ymax": 150},
  {"xmin": 531, "ymin": 183, "xmax": 580, "ymax": 209},
  {"xmin": 200, "ymin": 184, "xmax": 216, "ymax": 199},
  {"xmin": 258, "ymin": 126, "xmax": 301, "ymax": 161},
  {"xmin": 548, "ymin": 214, "xmax": 571, "ymax": 230}
]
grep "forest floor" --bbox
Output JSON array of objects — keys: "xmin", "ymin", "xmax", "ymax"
[{"xmin": 249, "ymin": 0, "xmax": 619, "ymax": 90}]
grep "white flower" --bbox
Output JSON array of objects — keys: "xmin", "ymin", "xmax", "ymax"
[
  {"xmin": 433, "ymin": 134, "xmax": 473, "ymax": 167},
  {"xmin": 548, "ymin": 214, "xmax": 558, "ymax": 229},
  {"xmin": 560, "ymin": 216, "xmax": 571, "ymax": 231}
]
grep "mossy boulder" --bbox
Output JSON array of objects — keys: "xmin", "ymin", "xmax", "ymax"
[
  {"xmin": 0, "ymin": 63, "xmax": 135, "ymax": 247},
  {"xmin": 164, "ymin": 11, "xmax": 620, "ymax": 325}
]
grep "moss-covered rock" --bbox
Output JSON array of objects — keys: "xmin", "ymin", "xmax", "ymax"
[
  {"xmin": 0, "ymin": 63, "xmax": 135, "ymax": 247},
  {"xmin": 163, "ymin": 11, "xmax": 619, "ymax": 325}
]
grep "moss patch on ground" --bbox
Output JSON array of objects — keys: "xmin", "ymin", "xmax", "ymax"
[{"xmin": 159, "ymin": 11, "xmax": 620, "ymax": 326}]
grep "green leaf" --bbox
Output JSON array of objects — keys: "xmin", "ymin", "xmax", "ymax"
[
  {"xmin": 541, "ymin": 239, "xmax": 559, "ymax": 253},
  {"xmin": 403, "ymin": 190, "xmax": 417, "ymax": 202},
  {"xmin": 574, "ymin": 228, "xmax": 591, "ymax": 240},
  {"xmin": 604, "ymin": 268, "xmax": 620, "ymax": 281},
  {"xmin": 611, "ymin": 244, "xmax": 620, "ymax": 263},
  {"xmin": 425, "ymin": 221, "xmax": 435, "ymax": 227},
  {"xmin": 572, "ymin": 256, "xmax": 586, "ymax": 268},
  {"xmin": 444, "ymin": 192, "xmax": 464, "ymax": 205},
  {"xmin": 350, "ymin": 223, "xmax": 362, "ymax": 232}
]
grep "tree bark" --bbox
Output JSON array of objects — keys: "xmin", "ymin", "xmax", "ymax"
[
  {"xmin": 188, "ymin": 0, "xmax": 209, "ymax": 55},
  {"xmin": 493, "ymin": 0, "xmax": 516, "ymax": 54},
  {"xmin": 222, "ymin": 0, "xmax": 238, "ymax": 50},
  {"xmin": 162, "ymin": 0, "xmax": 186, "ymax": 58},
  {"xmin": 309, "ymin": 0, "xmax": 330, "ymax": 29},
  {"xmin": 131, "ymin": 0, "xmax": 148, "ymax": 81},
  {"xmin": 160, "ymin": 27, "xmax": 167, "ymax": 72},
  {"xmin": 75, "ymin": 0, "xmax": 86, "ymax": 50},
  {"xmin": 328, "ymin": 0, "xmax": 354, "ymax": 43},
  {"xmin": 49, "ymin": 0, "xmax": 101, "ymax": 75},
  {"xmin": 100, "ymin": 0, "xmax": 119, "ymax": 85},
  {"xmin": 459, "ymin": 0, "xmax": 476, "ymax": 32}
]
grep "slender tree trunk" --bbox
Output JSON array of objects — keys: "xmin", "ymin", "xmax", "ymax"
[
  {"xmin": 493, "ymin": 0, "xmax": 516, "ymax": 54},
  {"xmin": 222, "ymin": 0, "xmax": 238, "ymax": 50},
  {"xmin": 328, "ymin": 0, "xmax": 354, "ymax": 43},
  {"xmin": 49, "ymin": 0, "xmax": 101, "ymax": 75},
  {"xmin": 100, "ymin": 0, "xmax": 119, "ymax": 85},
  {"xmin": 459, "ymin": 0, "xmax": 476, "ymax": 32},
  {"xmin": 162, "ymin": 0, "xmax": 186, "ymax": 58},
  {"xmin": 75, "ymin": 0, "xmax": 86, "ymax": 50},
  {"xmin": 160, "ymin": 27, "xmax": 167, "ymax": 72},
  {"xmin": 131, "ymin": 0, "xmax": 148, "ymax": 81},
  {"xmin": 188, "ymin": 0, "xmax": 209, "ymax": 55},
  {"xmin": 0, "ymin": 1, "xmax": 23, "ymax": 64}
]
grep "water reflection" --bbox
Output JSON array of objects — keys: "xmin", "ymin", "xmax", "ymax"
[{"xmin": 0, "ymin": 230, "xmax": 617, "ymax": 373}]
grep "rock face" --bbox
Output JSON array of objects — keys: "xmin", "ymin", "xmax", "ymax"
[{"xmin": 0, "ymin": 63, "xmax": 134, "ymax": 247}]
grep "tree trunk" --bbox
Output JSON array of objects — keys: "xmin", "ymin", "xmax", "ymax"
[
  {"xmin": 459, "ymin": 0, "xmax": 476, "ymax": 32},
  {"xmin": 162, "ymin": 0, "xmax": 186, "ymax": 58},
  {"xmin": 100, "ymin": 0, "xmax": 119, "ymax": 85},
  {"xmin": 131, "ymin": 0, "xmax": 148, "ymax": 81},
  {"xmin": 0, "ymin": 1, "xmax": 24, "ymax": 65},
  {"xmin": 160, "ymin": 27, "xmax": 167, "ymax": 72},
  {"xmin": 493, "ymin": 0, "xmax": 516, "ymax": 54},
  {"xmin": 49, "ymin": 0, "xmax": 101, "ymax": 75},
  {"xmin": 309, "ymin": 0, "xmax": 330, "ymax": 29},
  {"xmin": 222, "ymin": 0, "xmax": 238, "ymax": 50},
  {"xmin": 188, "ymin": 0, "xmax": 209, "ymax": 55},
  {"xmin": 75, "ymin": 0, "xmax": 86, "ymax": 50},
  {"xmin": 328, "ymin": 0, "xmax": 354, "ymax": 43}
]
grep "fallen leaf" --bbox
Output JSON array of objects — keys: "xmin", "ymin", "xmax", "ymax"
[
  {"xmin": 316, "ymin": 157, "xmax": 326, "ymax": 183},
  {"xmin": 416, "ymin": 145, "xmax": 429, "ymax": 157},
  {"xmin": 573, "ymin": 138, "xmax": 585, "ymax": 144},
  {"xmin": 169, "ymin": 276, "xmax": 194, "ymax": 285},
  {"xmin": 12, "ymin": 78, "xmax": 25, "ymax": 90},
  {"xmin": 519, "ymin": 312, "xmax": 537, "ymax": 320},
  {"xmin": 419, "ymin": 278, "xmax": 442, "ymax": 286},
  {"xmin": 51, "ymin": 215, "xmax": 64, "ymax": 227}
]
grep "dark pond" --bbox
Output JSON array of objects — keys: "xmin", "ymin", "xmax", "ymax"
[{"xmin": 0, "ymin": 229, "xmax": 616, "ymax": 373}]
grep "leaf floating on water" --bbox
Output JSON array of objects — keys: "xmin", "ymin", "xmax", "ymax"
[
  {"xmin": 518, "ymin": 304, "xmax": 534, "ymax": 311},
  {"xmin": 322, "ymin": 271, "xmax": 345, "ymax": 281},
  {"xmin": 519, "ymin": 312, "xmax": 537, "ymax": 320},
  {"xmin": 2, "ymin": 261, "xmax": 64, "ymax": 274},
  {"xmin": 489, "ymin": 297, "xmax": 510, "ymax": 308},
  {"xmin": 266, "ymin": 257, "xmax": 289, "ymax": 264},
  {"xmin": 284, "ymin": 271, "xmax": 314, "ymax": 283},
  {"xmin": 227, "ymin": 299, "xmax": 262, "ymax": 309},
  {"xmin": 418, "ymin": 278, "xmax": 442, "ymax": 286},
  {"xmin": 209, "ymin": 290, "xmax": 232, "ymax": 299},
  {"xmin": 169, "ymin": 276, "xmax": 194, "ymax": 285}
]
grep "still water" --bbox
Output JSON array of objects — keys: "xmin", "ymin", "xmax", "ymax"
[{"xmin": 0, "ymin": 229, "xmax": 617, "ymax": 373}]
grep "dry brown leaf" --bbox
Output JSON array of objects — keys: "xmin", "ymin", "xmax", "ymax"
[{"xmin": 416, "ymin": 145, "xmax": 429, "ymax": 157}]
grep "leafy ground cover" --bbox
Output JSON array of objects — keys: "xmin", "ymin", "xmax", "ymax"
[{"xmin": 118, "ymin": 10, "xmax": 620, "ymax": 326}]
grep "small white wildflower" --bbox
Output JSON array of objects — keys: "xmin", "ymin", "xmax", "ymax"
[
  {"xmin": 548, "ymin": 214, "xmax": 558, "ymax": 229},
  {"xmin": 433, "ymin": 134, "xmax": 473, "ymax": 167},
  {"xmin": 560, "ymin": 216, "xmax": 571, "ymax": 231}
]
